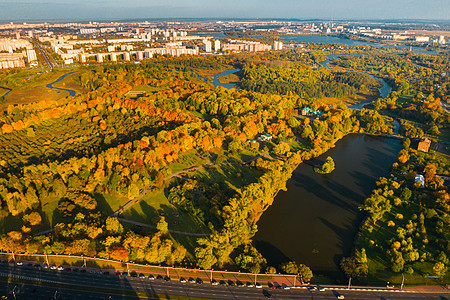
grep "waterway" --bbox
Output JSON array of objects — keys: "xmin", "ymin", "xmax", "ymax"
[
  {"xmin": 318, "ymin": 53, "xmax": 393, "ymax": 109},
  {"xmin": 46, "ymin": 72, "xmax": 78, "ymax": 97},
  {"xmin": 280, "ymin": 35, "xmax": 424, "ymax": 50},
  {"xmin": 254, "ymin": 134, "xmax": 402, "ymax": 279},
  {"xmin": 196, "ymin": 68, "xmax": 240, "ymax": 89}
]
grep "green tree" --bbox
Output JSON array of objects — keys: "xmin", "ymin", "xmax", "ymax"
[
  {"xmin": 156, "ymin": 217, "xmax": 169, "ymax": 235},
  {"xmin": 105, "ymin": 217, "xmax": 123, "ymax": 234},
  {"xmin": 281, "ymin": 261, "xmax": 298, "ymax": 274},
  {"xmin": 298, "ymin": 264, "xmax": 313, "ymax": 282},
  {"xmin": 314, "ymin": 156, "xmax": 335, "ymax": 174}
]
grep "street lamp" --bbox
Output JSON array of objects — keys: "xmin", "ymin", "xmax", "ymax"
[
  {"xmin": 401, "ymin": 273, "xmax": 405, "ymax": 290},
  {"xmin": 348, "ymin": 277, "xmax": 352, "ymax": 290}
]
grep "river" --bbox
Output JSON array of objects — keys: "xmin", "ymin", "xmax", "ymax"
[
  {"xmin": 46, "ymin": 72, "xmax": 78, "ymax": 97},
  {"xmin": 254, "ymin": 134, "xmax": 402, "ymax": 279},
  {"xmin": 196, "ymin": 68, "xmax": 240, "ymax": 89}
]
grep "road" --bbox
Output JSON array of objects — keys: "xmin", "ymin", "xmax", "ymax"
[
  {"xmin": 32, "ymin": 40, "xmax": 59, "ymax": 69},
  {"xmin": 0, "ymin": 263, "xmax": 448, "ymax": 300}
]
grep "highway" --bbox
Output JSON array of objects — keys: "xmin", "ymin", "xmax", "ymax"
[
  {"xmin": 32, "ymin": 40, "xmax": 59, "ymax": 69},
  {"xmin": 0, "ymin": 262, "xmax": 448, "ymax": 299}
]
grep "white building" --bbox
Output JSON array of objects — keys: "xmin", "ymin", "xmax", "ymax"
[
  {"xmin": 203, "ymin": 40, "xmax": 212, "ymax": 52},
  {"xmin": 214, "ymin": 40, "xmax": 221, "ymax": 51}
]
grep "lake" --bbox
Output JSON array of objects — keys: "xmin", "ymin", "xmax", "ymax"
[{"xmin": 254, "ymin": 134, "xmax": 402, "ymax": 279}]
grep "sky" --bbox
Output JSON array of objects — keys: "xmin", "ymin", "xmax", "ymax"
[{"xmin": 0, "ymin": 0, "xmax": 449, "ymax": 21}]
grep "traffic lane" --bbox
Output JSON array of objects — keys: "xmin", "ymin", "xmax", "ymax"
[
  {"xmin": 1, "ymin": 265, "xmax": 447, "ymax": 300},
  {"xmin": 0, "ymin": 280, "xmax": 151, "ymax": 300},
  {"xmin": 0, "ymin": 264, "xmax": 276, "ymax": 300}
]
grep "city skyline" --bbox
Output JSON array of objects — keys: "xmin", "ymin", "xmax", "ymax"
[{"xmin": 0, "ymin": 0, "xmax": 449, "ymax": 21}]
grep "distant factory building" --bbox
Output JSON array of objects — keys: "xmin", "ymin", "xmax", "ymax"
[{"xmin": 272, "ymin": 41, "xmax": 283, "ymax": 50}]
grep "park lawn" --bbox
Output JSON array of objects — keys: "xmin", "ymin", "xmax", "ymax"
[
  {"xmin": 289, "ymin": 140, "xmax": 308, "ymax": 152},
  {"xmin": 97, "ymin": 192, "xmax": 130, "ymax": 215},
  {"xmin": 194, "ymin": 68, "xmax": 228, "ymax": 76},
  {"xmin": 168, "ymin": 150, "xmax": 210, "ymax": 174},
  {"xmin": 129, "ymin": 84, "xmax": 169, "ymax": 94},
  {"xmin": 51, "ymin": 71, "xmax": 88, "ymax": 95},
  {"xmin": 1, "ymin": 87, "xmax": 70, "ymax": 109},
  {"xmin": 216, "ymin": 73, "xmax": 240, "ymax": 84},
  {"xmin": 121, "ymin": 189, "xmax": 210, "ymax": 235}
]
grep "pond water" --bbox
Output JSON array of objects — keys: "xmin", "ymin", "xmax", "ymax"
[{"xmin": 254, "ymin": 134, "xmax": 402, "ymax": 278}]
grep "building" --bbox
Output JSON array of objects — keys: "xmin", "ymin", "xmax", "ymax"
[
  {"xmin": 214, "ymin": 40, "xmax": 221, "ymax": 52},
  {"xmin": 415, "ymin": 36, "xmax": 430, "ymax": 43},
  {"xmin": 415, "ymin": 174, "xmax": 425, "ymax": 188},
  {"xmin": 0, "ymin": 53, "xmax": 25, "ymax": 69},
  {"xmin": 438, "ymin": 36, "xmax": 446, "ymax": 44},
  {"xmin": 203, "ymin": 39, "xmax": 212, "ymax": 52},
  {"xmin": 417, "ymin": 137, "xmax": 431, "ymax": 152},
  {"xmin": 257, "ymin": 133, "xmax": 273, "ymax": 142},
  {"xmin": 26, "ymin": 49, "xmax": 37, "ymax": 62},
  {"xmin": 272, "ymin": 41, "xmax": 283, "ymax": 50}
]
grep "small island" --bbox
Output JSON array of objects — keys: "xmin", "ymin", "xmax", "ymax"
[{"xmin": 314, "ymin": 156, "xmax": 335, "ymax": 174}]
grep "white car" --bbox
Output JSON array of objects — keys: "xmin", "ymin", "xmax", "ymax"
[
  {"xmin": 16, "ymin": 261, "xmax": 23, "ymax": 266},
  {"xmin": 57, "ymin": 266, "xmax": 64, "ymax": 271},
  {"xmin": 337, "ymin": 295, "xmax": 345, "ymax": 299},
  {"xmin": 50, "ymin": 265, "xmax": 57, "ymax": 270},
  {"xmin": 318, "ymin": 286, "xmax": 325, "ymax": 292},
  {"xmin": 180, "ymin": 277, "xmax": 187, "ymax": 283},
  {"xmin": 255, "ymin": 283, "xmax": 262, "ymax": 289}
]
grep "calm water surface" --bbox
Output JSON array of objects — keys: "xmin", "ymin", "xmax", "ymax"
[{"xmin": 254, "ymin": 134, "xmax": 402, "ymax": 276}]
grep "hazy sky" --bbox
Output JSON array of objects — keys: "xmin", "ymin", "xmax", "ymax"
[{"xmin": 0, "ymin": 0, "xmax": 449, "ymax": 21}]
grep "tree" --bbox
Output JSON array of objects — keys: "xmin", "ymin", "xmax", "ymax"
[
  {"xmin": 110, "ymin": 246, "xmax": 129, "ymax": 261},
  {"xmin": 235, "ymin": 244, "xmax": 267, "ymax": 274},
  {"xmin": 281, "ymin": 261, "xmax": 298, "ymax": 274},
  {"xmin": 105, "ymin": 217, "xmax": 123, "ymax": 234},
  {"xmin": 156, "ymin": 217, "xmax": 169, "ymax": 234},
  {"xmin": 361, "ymin": 193, "xmax": 392, "ymax": 224},
  {"xmin": 433, "ymin": 262, "xmax": 447, "ymax": 277},
  {"xmin": 314, "ymin": 156, "xmax": 335, "ymax": 174},
  {"xmin": 297, "ymin": 264, "xmax": 313, "ymax": 282},
  {"xmin": 23, "ymin": 212, "xmax": 42, "ymax": 226},
  {"xmin": 340, "ymin": 257, "xmax": 368, "ymax": 280}
]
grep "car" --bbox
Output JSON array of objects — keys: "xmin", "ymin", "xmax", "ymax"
[
  {"xmin": 211, "ymin": 279, "xmax": 218, "ymax": 286},
  {"xmin": 139, "ymin": 273, "xmax": 145, "ymax": 278},
  {"xmin": 196, "ymin": 278, "xmax": 202, "ymax": 284},
  {"xmin": 122, "ymin": 272, "xmax": 129, "ymax": 277},
  {"xmin": 130, "ymin": 272, "xmax": 137, "ymax": 278},
  {"xmin": 80, "ymin": 269, "xmax": 86, "ymax": 273},
  {"xmin": 103, "ymin": 271, "xmax": 110, "ymax": 275},
  {"xmin": 164, "ymin": 276, "xmax": 171, "ymax": 281},
  {"xmin": 262, "ymin": 290, "xmax": 272, "ymax": 298},
  {"xmin": 65, "ymin": 268, "xmax": 71, "ymax": 272},
  {"xmin": 72, "ymin": 268, "xmax": 79, "ymax": 272},
  {"xmin": 16, "ymin": 261, "xmax": 23, "ymax": 266},
  {"xmin": 255, "ymin": 283, "xmax": 262, "ymax": 289},
  {"xmin": 156, "ymin": 275, "xmax": 163, "ymax": 280},
  {"xmin": 318, "ymin": 286, "xmax": 325, "ymax": 292},
  {"xmin": 148, "ymin": 275, "xmax": 155, "ymax": 280},
  {"xmin": 50, "ymin": 265, "xmax": 57, "ymax": 270},
  {"xmin": 180, "ymin": 277, "xmax": 186, "ymax": 283},
  {"xmin": 307, "ymin": 286, "xmax": 317, "ymax": 291},
  {"xmin": 246, "ymin": 282, "xmax": 254, "ymax": 288},
  {"xmin": 27, "ymin": 263, "xmax": 33, "ymax": 267},
  {"xmin": 237, "ymin": 281, "xmax": 245, "ymax": 287},
  {"xmin": 268, "ymin": 283, "xmax": 276, "ymax": 289},
  {"xmin": 219, "ymin": 280, "xmax": 227, "ymax": 286},
  {"xmin": 89, "ymin": 270, "xmax": 97, "ymax": 274},
  {"xmin": 282, "ymin": 284, "xmax": 290, "ymax": 290},
  {"xmin": 188, "ymin": 278, "xmax": 195, "ymax": 284},
  {"xmin": 97, "ymin": 270, "xmax": 103, "ymax": 274},
  {"xmin": 228, "ymin": 280, "xmax": 235, "ymax": 286},
  {"xmin": 57, "ymin": 266, "xmax": 64, "ymax": 271},
  {"xmin": 34, "ymin": 264, "xmax": 41, "ymax": 268},
  {"xmin": 337, "ymin": 295, "xmax": 345, "ymax": 299},
  {"xmin": 116, "ymin": 272, "xmax": 122, "ymax": 276}
]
